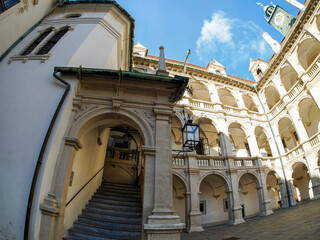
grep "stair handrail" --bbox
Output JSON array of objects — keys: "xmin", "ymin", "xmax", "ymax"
[{"xmin": 65, "ymin": 166, "xmax": 104, "ymax": 207}]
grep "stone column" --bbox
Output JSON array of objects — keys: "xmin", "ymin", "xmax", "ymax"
[
  {"xmin": 228, "ymin": 169, "xmax": 245, "ymax": 225},
  {"xmin": 208, "ymin": 83, "xmax": 223, "ymax": 110},
  {"xmin": 286, "ymin": 56, "xmax": 306, "ymax": 80},
  {"xmin": 287, "ymin": 107, "xmax": 311, "ymax": 150},
  {"xmin": 272, "ymin": 73, "xmax": 290, "ymax": 102},
  {"xmin": 245, "ymin": 124, "xmax": 260, "ymax": 157},
  {"xmin": 218, "ymin": 132, "xmax": 244, "ymax": 225},
  {"xmin": 259, "ymin": 91, "xmax": 270, "ymax": 112},
  {"xmin": 144, "ymin": 106, "xmax": 184, "ymax": 240},
  {"xmin": 185, "ymin": 154, "xmax": 203, "ymax": 232},
  {"xmin": 141, "ymin": 146, "xmax": 156, "ymax": 233},
  {"xmin": 256, "ymin": 165, "xmax": 273, "ymax": 216},
  {"xmin": 39, "ymin": 137, "xmax": 82, "ymax": 240}
]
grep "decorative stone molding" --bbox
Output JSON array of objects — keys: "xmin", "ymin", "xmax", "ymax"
[
  {"xmin": 74, "ymin": 105, "xmax": 98, "ymax": 121},
  {"xmin": 40, "ymin": 193, "xmax": 60, "ymax": 217},
  {"xmin": 65, "ymin": 137, "xmax": 82, "ymax": 151}
]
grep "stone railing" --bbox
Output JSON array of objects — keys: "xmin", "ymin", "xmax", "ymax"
[
  {"xmin": 269, "ymin": 99, "xmax": 285, "ymax": 117},
  {"xmin": 306, "ymin": 55, "xmax": 320, "ymax": 79},
  {"xmin": 187, "ymin": 98, "xmax": 265, "ymax": 120},
  {"xmin": 172, "ymin": 155, "xmax": 186, "ymax": 166},
  {"xmin": 105, "ymin": 147, "xmax": 139, "ymax": 162},
  {"xmin": 196, "ymin": 156, "xmax": 226, "ymax": 168},
  {"xmin": 287, "ymin": 80, "xmax": 303, "ymax": 100},
  {"xmin": 233, "ymin": 157, "xmax": 256, "ymax": 167}
]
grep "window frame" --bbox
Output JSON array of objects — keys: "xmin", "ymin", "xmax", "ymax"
[{"xmin": 0, "ymin": 0, "xmax": 20, "ymax": 13}]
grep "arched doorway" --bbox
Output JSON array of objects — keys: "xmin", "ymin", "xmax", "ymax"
[
  {"xmin": 238, "ymin": 173, "xmax": 261, "ymax": 219},
  {"xmin": 172, "ymin": 174, "xmax": 187, "ymax": 225},
  {"xmin": 292, "ymin": 162, "xmax": 312, "ymax": 201},
  {"xmin": 40, "ymin": 108, "xmax": 154, "ymax": 239},
  {"xmin": 266, "ymin": 172, "xmax": 281, "ymax": 209},
  {"xmin": 199, "ymin": 174, "xmax": 230, "ymax": 227}
]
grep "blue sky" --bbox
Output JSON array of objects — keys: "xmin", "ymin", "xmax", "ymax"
[{"xmin": 116, "ymin": 0, "xmax": 300, "ymax": 80}]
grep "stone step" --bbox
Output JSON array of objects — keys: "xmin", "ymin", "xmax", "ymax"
[
  {"xmin": 101, "ymin": 182, "xmax": 139, "ymax": 189},
  {"xmin": 99, "ymin": 184, "xmax": 141, "ymax": 193},
  {"xmin": 96, "ymin": 189, "xmax": 141, "ymax": 198},
  {"xmin": 77, "ymin": 215, "xmax": 141, "ymax": 230},
  {"xmin": 68, "ymin": 228, "xmax": 139, "ymax": 240},
  {"xmin": 93, "ymin": 193, "xmax": 141, "ymax": 202},
  {"xmin": 90, "ymin": 197, "xmax": 142, "ymax": 207},
  {"xmin": 86, "ymin": 202, "xmax": 142, "ymax": 213},
  {"xmin": 72, "ymin": 221, "xmax": 141, "ymax": 238},
  {"xmin": 83, "ymin": 208, "xmax": 142, "ymax": 221}
]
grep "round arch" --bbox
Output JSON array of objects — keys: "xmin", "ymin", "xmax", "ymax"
[
  {"xmin": 278, "ymin": 116, "xmax": 299, "ymax": 152},
  {"xmin": 41, "ymin": 106, "xmax": 156, "ymax": 238},
  {"xmin": 228, "ymin": 122, "xmax": 250, "ymax": 157},
  {"xmin": 279, "ymin": 65, "xmax": 299, "ymax": 92},
  {"xmin": 218, "ymin": 88, "xmax": 237, "ymax": 107},
  {"xmin": 199, "ymin": 172, "xmax": 231, "ymax": 226},
  {"xmin": 172, "ymin": 173, "xmax": 187, "ymax": 225},
  {"xmin": 255, "ymin": 126, "xmax": 272, "ymax": 157},
  {"xmin": 189, "ymin": 81, "xmax": 211, "ymax": 102},
  {"xmin": 238, "ymin": 172, "xmax": 262, "ymax": 218},
  {"xmin": 297, "ymin": 36, "xmax": 320, "ymax": 70},
  {"xmin": 291, "ymin": 161, "xmax": 312, "ymax": 201},
  {"xmin": 298, "ymin": 97, "xmax": 320, "ymax": 138},
  {"xmin": 264, "ymin": 85, "xmax": 280, "ymax": 110}
]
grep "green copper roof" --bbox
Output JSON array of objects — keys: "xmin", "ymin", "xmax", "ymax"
[{"xmin": 54, "ymin": 66, "xmax": 189, "ymax": 103}]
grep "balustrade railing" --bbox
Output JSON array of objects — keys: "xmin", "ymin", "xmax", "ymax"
[
  {"xmin": 287, "ymin": 81, "xmax": 303, "ymax": 100},
  {"xmin": 306, "ymin": 55, "xmax": 320, "ymax": 79},
  {"xmin": 172, "ymin": 155, "xmax": 185, "ymax": 166},
  {"xmin": 234, "ymin": 158, "xmax": 255, "ymax": 167},
  {"xmin": 106, "ymin": 147, "xmax": 138, "ymax": 162},
  {"xmin": 187, "ymin": 98, "xmax": 264, "ymax": 120}
]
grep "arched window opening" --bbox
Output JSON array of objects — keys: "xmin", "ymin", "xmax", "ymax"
[
  {"xmin": 292, "ymin": 163, "xmax": 312, "ymax": 201},
  {"xmin": 297, "ymin": 38, "xmax": 320, "ymax": 70},
  {"xmin": 299, "ymin": 98, "xmax": 320, "ymax": 138},
  {"xmin": 257, "ymin": 68, "xmax": 262, "ymax": 77},
  {"xmin": 21, "ymin": 29, "xmax": 52, "ymax": 56},
  {"xmin": 194, "ymin": 118, "xmax": 220, "ymax": 156},
  {"xmin": 188, "ymin": 82, "xmax": 211, "ymax": 102},
  {"xmin": 218, "ymin": 88, "xmax": 237, "ymax": 107},
  {"xmin": 278, "ymin": 117, "xmax": 299, "ymax": 152},
  {"xmin": 37, "ymin": 28, "xmax": 69, "ymax": 55},
  {"xmin": 229, "ymin": 123, "xmax": 250, "ymax": 157},
  {"xmin": 265, "ymin": 86, "xmax": 280, "ymax": 110},
  {"xmin": 279, "ymin": 66, "xmax": 299, "ymax": 92},
  {"xmin": 243, "ymin": 94, "xmax": 259, "ymax": 112},
  {"xmin": 255, "ymin": 126, "xmax": 272, "ymax": 157}
]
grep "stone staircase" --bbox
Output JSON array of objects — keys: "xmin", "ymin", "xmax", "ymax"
[{"xmin": 64, "ymin": 181, "xmax": 142, "ymax": 240}]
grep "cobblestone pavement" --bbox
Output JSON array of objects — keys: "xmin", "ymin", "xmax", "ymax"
[{"xmin": 181, "ymin": 199, "xmax": 320, "ymax": 240}]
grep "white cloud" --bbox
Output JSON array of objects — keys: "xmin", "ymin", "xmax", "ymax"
[{"xmin": 196, "ymin": 12, "xmax": 271, "ymax": 71}]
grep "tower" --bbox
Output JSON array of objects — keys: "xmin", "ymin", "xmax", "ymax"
[{"xmin": 259, "ymin": 3, "xmax": 296, "ymax": 36}]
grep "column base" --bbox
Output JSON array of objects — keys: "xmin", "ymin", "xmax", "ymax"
[
  {"xmin": 229, "ymin": 218, "xmax": 245, "ymax": 226},
  {"xmin": 187, "ymin": 211, "xmax": 204, "ymax": 233},
  {"xmin": 144, "ymin": 214, "xmax": 185, "ymax": 240}
]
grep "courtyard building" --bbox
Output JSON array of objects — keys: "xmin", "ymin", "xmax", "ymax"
[{"xmin": 0, "ymin": 0, "xmax": 320, "ymax": 239}]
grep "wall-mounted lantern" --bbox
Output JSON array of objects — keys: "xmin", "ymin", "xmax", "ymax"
[{"xmin": 182, "ymin": 115, "xmax": 200, "ymax": 151}]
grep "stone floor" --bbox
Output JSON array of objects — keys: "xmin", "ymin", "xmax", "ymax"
[{"xmin": 181, "ymin": 199, "xmax": 320, "ymax": 240}]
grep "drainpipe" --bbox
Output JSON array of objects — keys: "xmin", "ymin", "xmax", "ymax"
[
  {"xmin": 253, "ymin": 85, "xmax": 292, "ymax": 207},
  {"xmin": 24, "ymin": 70, "xmax": 70, "ymax": 240}
]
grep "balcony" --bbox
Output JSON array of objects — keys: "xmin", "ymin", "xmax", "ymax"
[{"xmin": 105, "ymin": 147, "xmax": 139, "ymax": 164}]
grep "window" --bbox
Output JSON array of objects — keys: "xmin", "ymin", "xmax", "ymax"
[
  {"xmin": 37, "ymin": 28, "xmax": 69, "ymax": 55},
  {"xmin": 0, "ymin": 0, "xmax": 19, "ymax": 13},
  {"xmin": 21, "ymin": 29, "xmax": 52, "ymax": 56},
  {"xmin": 200, "ymin": 201, "xmax": 206, "ymax": 214},
  {"xmin": 292, "ymin": 131, "xmax": 300, "ymax": 145}
]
